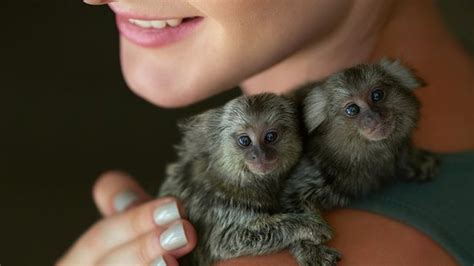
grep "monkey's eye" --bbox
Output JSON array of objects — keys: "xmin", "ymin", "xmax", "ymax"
[
  {"xmin": 345, "ymin": 103, "xmax": 360, "ymax": 117},
  {"xmin": 238, "ymin": 135, "xmax": 252, "ymax": 147},
  {"xmin": 371, "ymin": 89, "xmax": 384, "ymax": 102},
  {"xmin": 264, "ymin": 131, "xmax": 278, "ymax": 143}
]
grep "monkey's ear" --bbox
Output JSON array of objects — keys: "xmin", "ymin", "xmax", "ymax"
[
  {"xmin": 379, "ymin": 58, "xmax": 425, "ymax": 90},
  {"xmin": 179, "ymin": 109, "xmax": 221, "ymax": 133},
  {"xmin": 303, "ymin": 86, "xmax": 328, "ymax": 133},
  {"xmin": 178, "ymin": 108, "xmax": 222, "ymax": 149}
]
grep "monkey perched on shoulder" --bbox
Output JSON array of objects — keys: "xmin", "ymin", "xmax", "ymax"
[
  {"xmin": 159, "ymin": 93, "xmax": 340, "ymax": 266},
  {"xmin": 283, "ymin": 59, "xmax": 440, "ymax": 212}
]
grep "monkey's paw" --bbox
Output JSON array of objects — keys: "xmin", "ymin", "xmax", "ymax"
[
  {"xmin": 292, "ymin": 243, "xmax": 341, "ymax": 266},
  {"xmin": 417, "ymin": 150, "xmax": 440, "ymax": 181},
  {"xmin": 405, "ymin": 150, "xmax": 440, "ymax": 182},
  {"xmin": 295, "ymin": 213, "xmax": 334, "ymax": 245},
  {"xmin": 314, "ymin": 245, "xmax": 341, "ymax": 266}
]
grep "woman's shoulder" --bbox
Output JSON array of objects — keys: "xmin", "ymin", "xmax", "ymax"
[{"xmin": 349, "ymin": 151, "xmax": 474, "ymax": 265}]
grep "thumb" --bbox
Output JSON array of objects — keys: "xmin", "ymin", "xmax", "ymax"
[{"xmin": 93, "ymin": 171, "xmax": 153, "ymax": 217}]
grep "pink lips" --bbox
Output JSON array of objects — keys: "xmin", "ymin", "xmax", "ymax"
[{"xmin": 114, "ymin": 15, "xmax": 203, "ymax": 48}]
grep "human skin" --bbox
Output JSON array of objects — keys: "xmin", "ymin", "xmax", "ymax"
[{"xmin": 59, "ymin": 0, "xmax": 473, "ymax": 265}]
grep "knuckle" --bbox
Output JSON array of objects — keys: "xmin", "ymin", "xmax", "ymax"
[
  {"xmin": 129, "ymin": 207, "xmax": 149, "ymax": 236},
  {"xmin": 136, "ymin": 233, "xmax": 156, "ymax": 264}
]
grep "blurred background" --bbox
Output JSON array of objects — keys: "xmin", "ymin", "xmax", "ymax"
[{"xmin": 0, "ymin": 1, "xmax": 472, "ymax": 265}]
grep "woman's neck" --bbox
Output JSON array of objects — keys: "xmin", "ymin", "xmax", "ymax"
[
  {"xmin": 241, "ymin": 1, "xmax": 474, "ymax": 152},
  {"xmin": 241, "ymin": 1, "xmax": 392, "ymax": 95}
]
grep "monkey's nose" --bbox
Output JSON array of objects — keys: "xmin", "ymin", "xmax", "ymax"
[
  {"xmin": 362, "ymin": 113, "xmax": 381, "ymax": 129},
  {"xmin": 250, "ymin": 148, "xmax": 263, "ymax": 161},
  {"xmin": 363, "ymin": 116, "xmax": 374, "ymax": 128}
]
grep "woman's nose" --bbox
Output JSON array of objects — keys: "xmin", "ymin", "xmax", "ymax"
[{"xmin": 83, "ymin": 0, "xmax": 116, "ymax": 5}]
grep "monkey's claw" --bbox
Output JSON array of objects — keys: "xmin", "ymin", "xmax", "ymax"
[
  {"xmin": 315, "ymin": 245, "xmax": 341, "ymax": 266},
  {"xmin": 416, "ymin": 150, "xmax": 440, "ymax": 181},
  {"xmin": 300, "ymin": 213, "xmax": 334, "ymax": 244},
  {"xmin": 293, "ymin": 244, "xmax": 341, "ymax": 266}
]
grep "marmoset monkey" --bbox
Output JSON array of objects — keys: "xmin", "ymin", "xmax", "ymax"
[
  {"xmin": 283, "ymin": 59, "xmax": 439, "ymax": 212},
  {"xmin": 159, "ymin": 93, "xmax": 340, "ymax": 266}
]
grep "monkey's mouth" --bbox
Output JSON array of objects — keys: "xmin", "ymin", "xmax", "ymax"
[
  {"xmin": 247, "ymin": 162, "xmax": 278, "ymax": 176},
  {"xmin": 361, "ymin": 122, "xmax": 395, "ymax": 141}
]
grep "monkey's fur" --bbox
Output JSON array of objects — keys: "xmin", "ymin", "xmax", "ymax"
[
  {"xmin": 283, "ymin": 59, "xmax": 440, "ymax": 212},
  {"xmin": 159, "ymin": 93, "xmax": 339, "ymax": 266}
]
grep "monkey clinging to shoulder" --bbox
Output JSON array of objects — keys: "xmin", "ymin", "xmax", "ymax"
[
  {"xmin": 283, "ymin": 59, "xmax": 440, "ymax": 211},
  {"xmin": 159, "ymin": 93, "xmax": 340, "ymax": 266}
]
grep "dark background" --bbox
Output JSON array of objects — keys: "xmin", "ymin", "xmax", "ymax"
[{"xmin": 0, "ymin": 1, "xmax": 472, "ymax": 265}]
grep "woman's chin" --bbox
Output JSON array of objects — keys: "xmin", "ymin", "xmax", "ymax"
[
  {"xmin": 120, "ymin": 59, "xmax": 234, "ymax": 108},
  {"xmin": 120, "ymin": 60, "xmax": 198, "ymax": 108},
  {"xmin": 119, "ymin": 43, "xmax": 230, "ymax": 107},
  {"xmin": 125, "ymin": 78, "xmax": 204, "ymax": 108}
]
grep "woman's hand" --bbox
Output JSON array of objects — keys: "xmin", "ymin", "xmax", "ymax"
[{"xmin": 57, "ymin": 171, "xmax": 197, "ymax": 266}]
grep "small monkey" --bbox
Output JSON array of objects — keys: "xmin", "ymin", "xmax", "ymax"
[
  {"xmin": 159, "ymin": 93, "xmax": 340, "ymax": 266},
  {"xmin": 283, "ymin": 59, "xmax": 439, "ymax": 212}
]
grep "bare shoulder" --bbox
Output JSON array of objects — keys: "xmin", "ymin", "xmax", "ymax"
[
  {"xmin": 214, "ymin": 209, "xmax": 457, "ymax": 266},
  {"xmin": 324, "ymin": 209, "xmax": 457, "ymax": 266}
]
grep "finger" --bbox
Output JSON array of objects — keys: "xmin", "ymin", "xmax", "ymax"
[
  {"xmin": 93, "ymin": 170, "xmax": 152, "ymax": 216},
  {"xmin": 102, "ymin": 253, "xmax": 179, "ymax": 266},
  {"xmin": 61, "ymin": 197, "xmax": 187, "ymax": 264},
  {"xmin": 83, "ymin": 0, "xmax": 116, "ymax": 5},
  {"xmin": 97, "ymin": 220, "xmax": 197, "ymax": 265}
]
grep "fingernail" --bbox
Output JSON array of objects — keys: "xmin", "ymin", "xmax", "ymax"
[
  {"xmin": 150, "ymin": 255, "xmax": 166, "ymax": 266},
  {"xmin": 153, "ymin": 201, "xmax": 181, "ymax": 225},
  {"xmin": 114, "ymin": 190, "xmax": 139, "ymax": 213},
  {"xmin": 160, "ymin": 222, "xmax": 188, "ymax": 251},
  {"xmin": 83, "ymin": 0, "xmax": 115, "ymax": 5}
]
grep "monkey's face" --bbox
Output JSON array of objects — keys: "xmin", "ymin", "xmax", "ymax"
[
  {"xmin": 329, "ymin": 62, "xmax": 420, "ymax": 143},
  {"xmin": 304, "ymin": 60, "xmax": 421, "ymax": 145},
  {"xmin": 216, "ymin": 94, "xmax": 302, "ymax": 179},
  {"xmin": 340, "ymin": 87, "xmax": 395, "ymax": 141},
  {"xmin": 235, "ymin": 126, "xmax": 280, "ymax": 175}
]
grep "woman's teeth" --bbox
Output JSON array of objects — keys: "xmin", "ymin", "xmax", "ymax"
[{"xmin": 128, "ymin": 18, "xmax": 183, "ymax": 29}]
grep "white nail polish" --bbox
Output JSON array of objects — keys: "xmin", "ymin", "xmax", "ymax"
[
  {"xmin": 83, "ymin": 0, "xmax": 115, "ymax": 5},
  {"xmin": 160, "ymin": 222, "xmax": 188, "ymax": 251},
  {"xmin": 150, "ymin": 255, "xmax": 167, "ymax": 266},
  {"xmin": 153, "ymin": 201, "xmax": 181, "ymax": 225},
  {"xmin": 113, "ymin": 190, "xmax": 138, "ymax": 213}
]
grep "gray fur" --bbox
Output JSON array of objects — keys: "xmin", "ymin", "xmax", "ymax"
[
  {"xmin": 159, "ymin": 93, "xmax": 338, "ymax": 266},
  {"xmin": 283, "ymin": 60, "xmax": 439, "ymax": 212},
  {"xmin": 379, "ymin": 58, "xmax": 423, "ymax": 90}
]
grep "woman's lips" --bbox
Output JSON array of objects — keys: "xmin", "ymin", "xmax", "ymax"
[{"xmin": 115, "ymin": 15, "xmax": 203, "ymax": 48}]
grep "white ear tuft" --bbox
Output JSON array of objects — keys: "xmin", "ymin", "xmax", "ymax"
[
  {"xmin": 303, "ymin": 86, "xmax": 327, "ymax": 133},
  {"xmin": 379, "ymin": 58, "xmax": 424, "ymax": 90}
]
